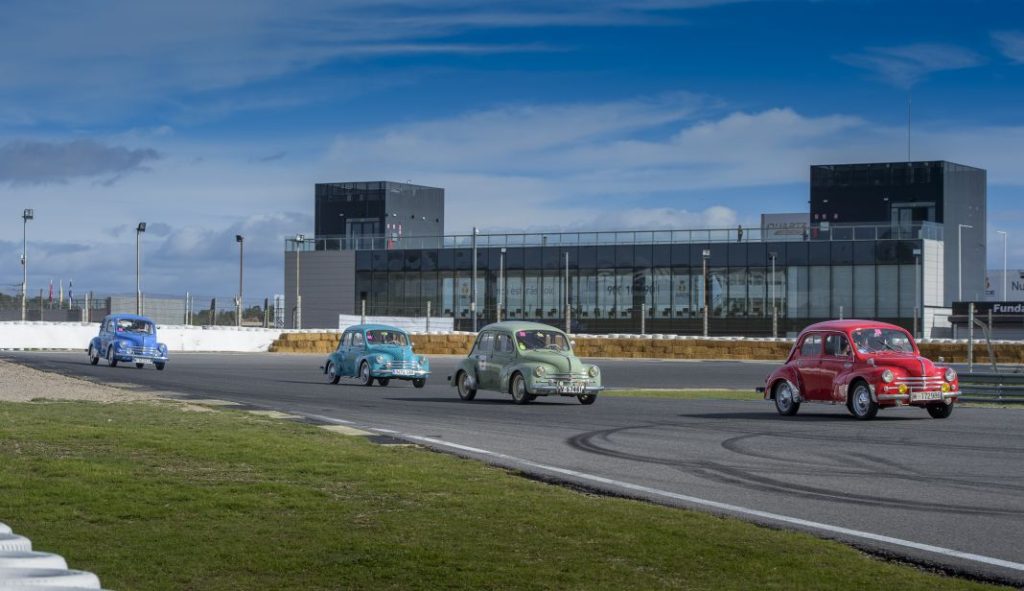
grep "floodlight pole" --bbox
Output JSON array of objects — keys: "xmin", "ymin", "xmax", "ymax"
[
  {"xmin": 21, "ymin": 209, "xmax": 33, "ymax": 321},
  {"xmin": 471, "ymin": 227, "xmax": 478, "ymax": 332},
  {"xmin": 958, "ymin": 224, "xmax": 973, "ymax": 301},
  {"xmin": 498, "ymin": 247, "xmax": 506, "ymax": 322},
  {"xmin": 702, "ymin": 249, "xmax": 711, "ymax": 338},
  {"xmin": 997, "ymin": 230, "xmax": 1008, "ymax": 300},
  {"xmin": 136, "ymin": 222, "xmax": 147, "ymax": 314},
  {"xmin": 295, "ymin": 234, "xmax": 304, "ymax": 329},
  {"xmin": 236, "ymin": 234, "xmax": 245, "ymax": 327}
]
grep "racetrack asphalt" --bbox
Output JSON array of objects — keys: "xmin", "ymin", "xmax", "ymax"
[{"xmin": 5, "ymin": 351, "xmax": 1024, "ymax": 587}]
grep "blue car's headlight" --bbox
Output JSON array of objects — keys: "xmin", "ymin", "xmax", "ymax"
[
  {"xmin": 375, "ymin": 355, "xmax": 385, "ymax": 364},
  {"xmin": 116, "ymin": 340, "xmax": 129, "ymax": 351},
  {"xmin": 157, "ymin": 344, "xmax": 167, "ymax": 354}
]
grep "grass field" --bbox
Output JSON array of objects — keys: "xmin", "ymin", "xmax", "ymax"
[{"xmin": 0, "ymin": 400, "xmax": 1006, "ymax": 590}]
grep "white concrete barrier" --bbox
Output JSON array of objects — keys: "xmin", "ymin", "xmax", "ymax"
[{"xmin": 0, "ymin": 322, "xmax": 283, "ymax": 353}]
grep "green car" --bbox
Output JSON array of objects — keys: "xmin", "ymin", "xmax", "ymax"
[{"xmin": 449, "ymin": 321, "xmax": 603, "ymax": 405}]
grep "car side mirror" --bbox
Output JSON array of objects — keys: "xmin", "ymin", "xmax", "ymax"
[{"xmin": 938, "ymin": 356, "xmax": 945, "ymax": 363}]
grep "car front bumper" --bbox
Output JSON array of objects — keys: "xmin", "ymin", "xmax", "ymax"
[
  {"xmin": 530, "ymin": 381, "xmax": 604, "ymax": 396},
  {"xmin": 373, "ymin": 369, "xmax": 430, "ymax": 379},
  {"xmin": 876, "ymin": 391, "xmax": 958, "ymax": 404},
  {"xmin": 113, "ymin": 353, "xmax": 168, "ymax": 363}
]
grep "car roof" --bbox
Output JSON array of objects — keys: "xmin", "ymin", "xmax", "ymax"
[
  {"xmin": 103, "ymin": 314, "xmax": 154, "ymax": 322},
  {"xmin": 478, "ymin": 321, "xmax": 567, "ymax": 334},
  {"xmin": 799, "ymin": 319, "xmax": 908, "ymax": 334},
  {"xmin": 344, "ymin": 323, "xmax": 409, "ymax": 333}
]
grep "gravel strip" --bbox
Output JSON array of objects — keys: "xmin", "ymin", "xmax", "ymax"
[{"xmin": 0, "ymin": 359, "xmax": 156, "ymax": 403}]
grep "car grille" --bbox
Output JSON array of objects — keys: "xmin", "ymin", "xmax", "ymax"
[
  {"xmin": 894, "ymin": 376, "xmax": 945, "ymax": 392},
  {"xmin": 546, "ymin": 373, "xmax": 591, "ymax": 380},
  {"xmin": 387, "ymin": 360, "xmax": 420, "ymax": 369},
  {"xmin": 129, "ymin": 346, "xmax": 159, "ymax": 357}
]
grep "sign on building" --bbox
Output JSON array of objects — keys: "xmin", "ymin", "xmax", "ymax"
[
  {"xmin": 760, "ymin": 213, "xmax": 809, "ymax": 242},
  {"xmin": 984, "ymin": 270, "xmax": 1024, "ymax": 302}
]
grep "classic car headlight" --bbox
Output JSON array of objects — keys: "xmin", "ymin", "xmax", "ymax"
[
  {"xmin": 588, "ymin": 365, "xmax": 599, "ymax": 378},
  {"xmin": 116, "ymin": 340, "xmax": 129, "ymax": 351},
  {"xmin": 944, "ymin": 368, "xmax": 957, "ymax": 382},
  {"xmin": 534, "ymin": 365, "xmax": 546, "ymax": 377},
  {"xmin": 418, "ymin": 356, "xmax": 427, "ymax": 365},
  {"xmin": 157, "ymin": 344, "xmax": 167, "ymax": 354},
  {"xmin": 881, "ymin": 369, "xmax": 895, "ymax": 383},
  {"xmin": 375, "ymin": 355, "xmax": 385, "ymax": 364}
]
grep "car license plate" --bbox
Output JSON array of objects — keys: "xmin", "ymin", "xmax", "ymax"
[
  {"xmin": 557, "ymin": 382, "xmax": 585, "ymax": 395},
  {"xmin": 393, "ymin": 369, "xmax": 414, "ymax": 376},
  {"xmin": 911, "ymin": 391, "xmax": 942, "ymax": 402}
]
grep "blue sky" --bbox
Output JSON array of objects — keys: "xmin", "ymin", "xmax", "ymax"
[{"xmin": 1, "ymin": 0, "xmax": 1022, "ymax": 301}]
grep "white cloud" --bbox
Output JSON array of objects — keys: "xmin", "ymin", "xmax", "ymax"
[
  {"xmin": 0, "ymin": 139, "xmax": 159, "ymax": 185},
  {"xmin": 993, "ymin": 31, "xmax": 1024, "ymax": 64},
  {"xmin": 837, "ymin": 44, "xmax": 983, "ymax": 88}
]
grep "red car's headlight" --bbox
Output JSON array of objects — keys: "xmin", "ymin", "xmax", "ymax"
[
  {"xmin": 881, "ymin": 369, "xmax": 895, "ymax": 383},
  {"xmin": 944, "ymin": 368, "xmax": 957, "ymax": 382}
]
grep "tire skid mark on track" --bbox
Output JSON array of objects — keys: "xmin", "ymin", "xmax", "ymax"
[{"xmin": 568, "ymin": 425, "xmax": 1024, "ymax": 518}]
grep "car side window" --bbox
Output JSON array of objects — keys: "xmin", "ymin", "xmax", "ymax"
[
  {"xmin": 495, "ymin": 334, "xmax": 513, "ymax": 353},
  {"xmin": 825, "ymin": 333, "xmax": 851, "ymax": 357},
  {"xmin": 474, "ymin": 332, "xmax": 494, "ymax": 354},
  {"xmin": 800, "ymin": 334, "xmax": 822, "ymax": 357},
  {"xmin": 352, "ymin": 332, "xmax": 364, "ymax": 348}
]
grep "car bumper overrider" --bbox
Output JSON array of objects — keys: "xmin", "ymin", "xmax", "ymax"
[{"xmin": 374, "ymin": 369, "xmax": 430, "ymax": 379}]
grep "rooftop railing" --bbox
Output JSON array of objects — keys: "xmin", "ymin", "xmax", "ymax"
[{"xmin": 284, "ymin": 222, "xmax": 944, "ymax": 252}]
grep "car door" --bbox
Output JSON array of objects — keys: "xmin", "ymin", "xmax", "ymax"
[
  {"xmin": 793, "ymin": 333, "xmax": 824, "ymax": 400},
  {"xmin": 486, "ymin": 333, "xmax": 516, "ymax": 390},
  {"xmin": 335, "ymin": 331, "xmax": 352, "ymax": 375},
  {"xmin": 347, "ymin": 331, "xmax": 366, "ymax": 373},
  {"xmin": 100, "ymin": 319, "xmax": 115, "ymax": 355},
  {"xmin": 821, "ymin": 332, "xmax": 853, "ymax": 401},
  {"xmin": 472, "ymin": 332, "xmax": 496, "ymax": 389}
]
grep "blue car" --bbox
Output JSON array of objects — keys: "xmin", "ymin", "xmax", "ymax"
[
  {"xmin": 322, "ymin": 324, "xmax": 429, "ymax": 387},
  {"xmin": 87, "ymin": 314, "xmax": 168, "ymax": 370}
]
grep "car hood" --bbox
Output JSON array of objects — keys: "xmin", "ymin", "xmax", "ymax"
[
  {"xmin": 368, "ymin": 344, "xmax": 417, "ymax": 361},
  {"xmin": 114, "ymin": 332, "xmax": 158, "ymax": 347},
  {"xmin": 519, "ymin": 350, "xmax": 583, "ymax": 373},
  {"xmin": 866, "ymin": 353, "xmax": 938, "ymax": 377}
]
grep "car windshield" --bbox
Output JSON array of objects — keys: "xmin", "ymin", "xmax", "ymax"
[
  {"xmin": 365, "ymin": 330, "xmax": 408, "ymax": 347},
  {"xmin": 515, "ymin": 330, "xmax": 571, "ymax": 352},
  {"xmin": 116, "ymin": 319, "xmax": 154, "ymax": 334},
  {"xmin": 851, "ymin": 328, "xmax": 914, "ymax": 354}
]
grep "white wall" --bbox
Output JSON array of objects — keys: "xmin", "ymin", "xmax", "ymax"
[{"xmin": 0, "ymin": 322, "xmax": 285, "ymax": 352}]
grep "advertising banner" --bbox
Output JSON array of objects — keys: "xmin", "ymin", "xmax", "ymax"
[{"xmin": 761, "ymin": 213, "xmax": 809, "ymax": 242}]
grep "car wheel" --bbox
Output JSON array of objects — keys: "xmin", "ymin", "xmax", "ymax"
[
  {"xmin": 848, "ymin": 381, "xmax": 878, "ymax": 420},
  {"xmin": 456, "ymin": 371, "xmax": 476, "ymax": 401},
  {"xmin": 88, "ymin": 346, "xmax": 99, "ymax": 366},
  {"xmin": 511, "ymin": 373, "xmax": 530, "ymax": 405},
  {"xmin": 773, "ymin": 381, "xmax": 800, "ymax": 416},
  {"xmin": 135, "ymin": 362, "xmax": 145, "ymax": 369},
  {"xmin": 326, "ymin": 362, "xmax": 340, "ymax": 385},
  {"xmin": 106, "ymin": 347, "xmax": 118, "ymax": 368},
  {"xmin": 359, "ymin": 362, "xmax": 373, "ymax": 386},
  {"xmin": 413, "ymin": 378, "xmax": 426, "ymax": 389},
  {"xmin": 377, "ymin": 378, "xmax": 391, "ymax": 387},
  {"xmin": 154, "ymin": 362, "xmax": 166, "ymax": 371},
  {"xmin": 577, "ymin": 393, "xmax": 597, "ymax": 405},
  {"xmin": 926, "ymin": 401, "xmax": 954, "ymax": 419}
]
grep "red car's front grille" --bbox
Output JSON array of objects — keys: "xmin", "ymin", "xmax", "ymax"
[{"xmin": 894, "ymin": 376, "xmax": 945, "ymax": 392}]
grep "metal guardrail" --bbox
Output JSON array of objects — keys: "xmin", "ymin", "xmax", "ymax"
[{"xmin": 957, "ymin": 372, "xmax": 1024, "ymax": 404}]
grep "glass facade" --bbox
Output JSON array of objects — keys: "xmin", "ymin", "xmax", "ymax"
[{"xmin": 350, "ymin": 239, "xmax": 927, "ymax": 336}]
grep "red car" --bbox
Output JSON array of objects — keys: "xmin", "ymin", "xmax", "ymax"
[{"xmin": 762, "ymin": 320, "xmax": 959, "ymax": 420}]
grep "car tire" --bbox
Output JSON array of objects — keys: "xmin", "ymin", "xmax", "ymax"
[
  {"xmin": 326, "ymin": 362, "xmax": 340, "ymax": 385},
  {"xmin": 456, "ymin": 371, "xmax": 476, "ymax": 401},
  {"xmin": 773, "ymin": 381, "xmax": 800, "ymax": 416},
  {"xmin": 926, "ymin": 401, "xmax": 954, "ymax": 419},
  {"xmin": 358, "ymin": 362, "xmax": 373, "ymax": 386},
  {"xmin": 106, "ymin": 347, "xmax": 118, "ymax": 368},
  {"xmin": 135, "ymin": 362, "xmax": 144, "ymax": 369},
  {"xmin": 155, "ymin": 362, "xmax": 166, "ymax": 371},
  {"xmin": 577, "ymin": 393, "xmax": 597, "ymax": 405},
  {"xmin": 413, "ymin": 378, "xmax": 426, "ymax": 389},
  {"xmin": 377, "ymin": 378, "xmax": 390, "ymax": 387},
  {"xmin": 88, "ymin": 346, "xmax": 99, "ymax": 366},
  {"xmin": 511, "ymin": 373, "xmax": 530, "ymax": 405},
  {"xmin": 848, "ymin": 381, "xmax": 878, "ymax": 420}
]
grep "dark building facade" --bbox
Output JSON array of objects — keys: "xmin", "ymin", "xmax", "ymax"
[
  {"xmin": 314, "ymin": 181, "xmax": 444, "ymax": 248},
  {"xmin": 811, "ymin": 161, "xmax": 986, "ymax": 304}
]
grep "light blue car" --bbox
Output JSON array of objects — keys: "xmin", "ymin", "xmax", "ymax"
[
  {"xmin": 321, "ymin": 324, "xmax": 429, "ymax": 387},
  {"xmin": 87, "ymin": 314, "xmax": 168, "ymax": 370}
]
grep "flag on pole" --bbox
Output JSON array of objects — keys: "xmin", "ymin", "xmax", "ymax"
[
  {"xmin": 48, "ymin": 280, "xmax": 53, "ymax": 305},
  {"xmin": 59, "ymin": 280, "xmax": 64, "ymax": 309}
]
